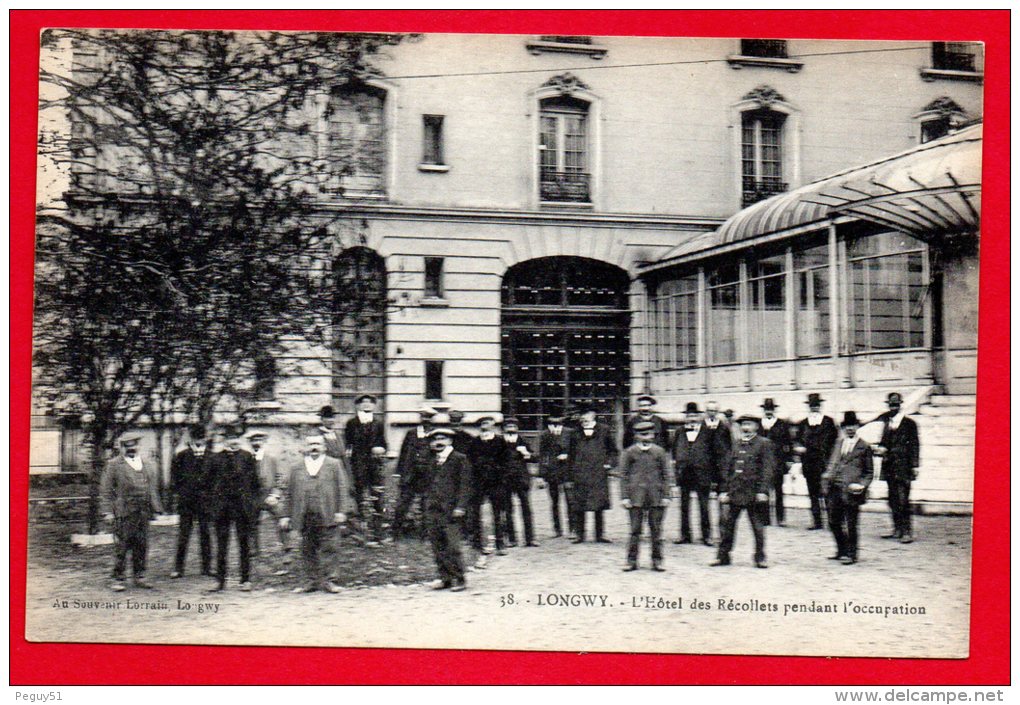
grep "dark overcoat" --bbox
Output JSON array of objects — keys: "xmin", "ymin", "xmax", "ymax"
[
  {"xmin": 469, "ymin": 435, "xmax": 510, "ymax": 494},
  {"xmin": 207, "ymin": 449, "xmax": 261, "ymax": 522},
  {"xmin": 721, "ymin": 435, "xmax": 776, "ymax": 506},
  {"xmin": 503, "ymin": 435, "xmax": 533, "ymax": 492},
  {"xmin": 875, "ymin": 412, "xmax": 920, "ymax": 482},
  {"xmin": 538, "ymin": 429, "xmax": 572, "ymax": 483},
  {"xmin": 796, "ymin": 416, "xmax": 838, "ymax": 476},
  {"xmin": 622, "ymin": 414, "xmax": 670, "ymax": 452},
  {"xmin": 760, "ymin": 417, "xmax": 793, "ymax": 474},
  {"xmin": 672, "ymin": 427, "xmax": 716, "ymax": 489},
  {"xmin": 567, "ymin": 424, "xmax": 617, "ymax": 512},
  {"xmin": 344, "ymin": 414, "xmax": 388, "ymax": 481},
  {"xmin": 396, "ymin": 428, "xmax": 432, "ymax": 490},
  {"xmin": 424, "ymin": 450, "xmax": 473, "ymax": 520},
  {"xmin": 170, "ymin": 447, "xmax": 210, "ymax": 508}
]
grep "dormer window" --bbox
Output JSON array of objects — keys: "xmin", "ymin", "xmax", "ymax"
[
  {"xmin": 526, "ymin": 35, "xmax": 607, "ymax": 59},
  {"xmin": 740, "ymin": 39, "xmax": 788, "ymax": 58},
  {"xmin": 921, "ymin": 42, "xmax": 983, "ymax": 82}
]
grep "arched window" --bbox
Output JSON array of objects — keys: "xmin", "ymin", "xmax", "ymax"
[
  {"xmin": 325, "ymin": 83, "xmax": 387, "ymax": 196},
  {"xmin": 332, "ymin": 247, "xmax": 387, "ymax": 413}
]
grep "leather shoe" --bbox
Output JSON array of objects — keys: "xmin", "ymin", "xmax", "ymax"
[
  {"xmin": 111, "ymin": 581, "xmax": 126, "ymax": 592},
  {"xmin": 899, "ymin": 534, "xmax": 914, "ymax": 544},
  {"xmin": 828, "ymin": 554, "xmax": 846, "ymax": 560},
  {"xmin": 840, "ymin": 556, "xmax": 857, "ymax": 565},
  {"xmin": 571, "ymin": 538, "xmax": 584, "ymax": 544},
  {"xmin": 207, "ymin": 583, "xmax": 226, "ymax": 593},
  {"xmin": 323, "ymin": 581, "xmax": 342, "ymax": 593},
  {"xmin": 807, "ymin": 526, "xmax": 824, "ymax": 531},
  {"xmin": 450, "ymin": 582, "xmax": 467, "ymax": 592},
  {"xmin": 495, "ymin": 548, "xmax": 508, "ymax": 556},
  {"xmin": 709, "ymin": 559, "xmax": 730, "ymax": 567},
  {"xmin": 622, "ymin": 563, "xmax": 638, "ymax": 572},
  {"xmin": 881, "ymin": 533, "xmax": 901, "ymax": 540},
  {"xmin": 676, "ymin": 537, "xmax": 692, "ymax": 545},
  {"xmin": 239, "ymin": 581, "xmax": 252, "ymax": 592},
  {"xmin": 526, "ymin": 541, "xmax": 540, "ymax": 547},
  {"xmin": 430, "ymin": 580, "xmax": 452, "ymax": 590},
  {"xmin": 652, "ymin": 563, "xmax": 666, "ymax": 572},
  {"xmin": 596, "ymin": 537, "xmax": 613, "ymax": 544},
  {"xmin": 755, "ymin": 560, "xmax": 769, "ymax": 569},
  {"xmin": 701, "ymin": 538, "xmax": 713, "ymax": 547}
]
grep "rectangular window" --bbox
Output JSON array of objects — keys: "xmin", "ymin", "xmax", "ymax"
[
  {"xmin": 649, "ymin": 276, "xmax": 698, "ymax": 371},
  {"xmin": 424, "ymin": 256, "xmax": 444, "ymax": 298},
  {"xmin": 538, "ymin": 96, "xmax": 590, "ymax": 203},
  {"xmin": 422, "ymin": 114, "xmax": 444, "ymax": 165},
  {"xmin": 747, "ymin": 254, "xmax": 787, "ymax": 361},
  {"xmin": 932, "ymin": 42, "xmax": 978, "ymax": 72},
  {"xmin": 425, "ymin": 360, "xmax": 444, "ymax": 401},
  {"xmin": 921, "ymin": 117, "xmax": 951, "ymax": 144},
  {"xmin": 848, "ymin": 233, "xmax": 927, "ymax": 352},
  {"xmin": 794, "ymin": 242, "xmax": 832, "ymax": 357},
  {"xmin": 740, "ymin": 39, "xmax": 788, "ymax": 58},
  {"xmin": 708, "ymin": 264, "xmax": 740, "ymax": 364},
  {"xmin": 742, "ymin": 109, "xmax": 786, "ymax": 206}
]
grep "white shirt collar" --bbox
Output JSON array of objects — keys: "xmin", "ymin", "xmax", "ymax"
[
  {"xmin": 254, "ymin": 448, "xmax": 264, "ymax": 461},
  {"xmin": 505, "ymin": 434, "xmax": 518, "ymax": 443},
  {"xmin": 305, "ymin": 455, "xmax": 325, "ymax": 476},
  {"xmin": 842, "ymin": 435, "xmax": 860, "ymax": 454},
  {"xmin": 704, "ymin": 418, "xmax": 719, "ymax": 429},
  {"xmin": 125, "ymin": 455, "xmax": 143, "ymax": 471},
  {"xmin": 436, "ymin": 446, "xmax": 454, "ymax": 463},
  {"xmin": 357, "ymin": 411, "xmax": 373, "ymax": 423},
  {"xmin": 762, "ymin": 416, "xmax": 777, "ymax": 431},
  {"xmin": 685, "ymin": 428, "xmax": 700, "ymax": 441},
  {"xmin": 889, "ymin": 411, "xmax": 905, "ymax": 429},
  {"xmin": 808, "ymin": 412, "xmax": 823, "ymax": 426}
]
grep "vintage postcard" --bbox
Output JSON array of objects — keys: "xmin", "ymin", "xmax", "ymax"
[{"xmin": 25, "ymin": 26, "xmax": 983, "ymax": 660}]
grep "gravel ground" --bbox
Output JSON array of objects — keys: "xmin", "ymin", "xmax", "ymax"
[{"xmin": 25, "ymin": 480, "xmax": 972, "ymax": 658}]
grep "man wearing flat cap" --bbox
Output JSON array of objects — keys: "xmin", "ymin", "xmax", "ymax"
[
  {"xmin": 794, "ymin": 393, "xmax": 838, "ymax": 531},
  {"xmin": 391, "ymin": 406, "xmax": 436, "ymax": 539},
  {"xmin": 759, "ymin": 398, "xmax": 794, "ymax": 527},
  {"xmin": 620, "ymin": 420, "xmax": 672, "ymax": 571},
  {"xmin": 712, "ymin": 415, "xmax": 775, "ymax": 569},
  {"xmin": 279, "ymin": 433, "xmax": 353, "ymax": 593},
  {"xmin": 872, "ymin": 392, "xmax": 920, "ymax": 543},
  {"xmin": 344, "ymin": 394, "xmax": 388, "ymax": 544},
  {"xmin": 822, "ymin": 412, "xmax": 874, "ymax": 564},
  {"xmin": 207, "ymin": 423, "xmax": 261, "ymax": 591},
  {"xmin": 538, "ymin": 411, "xmax": 573, "ymax": 538},
  {"xmin": 623, "ymin": 395, "xmax": 670, "ymax": 451},
  {"xmin": 422, "ymin": 419, "xmax": 473, "ymax": 592},
  {"xmin": 673, "ymin": 402, "xmax": 716, "ymax": 546},
  {"xmin": 170, "ymin": 424, "xmax": 213, "ymax": 579},
  {"xmin": 101, "ymin": 433, "xmax": 164, "ymax": 591},
  {"xmin": 502, "ymin": 417, "xmax": 538, "ymax": 548}
]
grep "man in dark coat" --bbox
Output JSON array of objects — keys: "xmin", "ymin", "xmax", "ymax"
[
  {"xmin": 538, "ymin": 413, "xmax": 572, "ymax": 538},
  {"xmin": 822, "ymin": 412, "xmax": 874, "ymax": 564},
  {"xmin": 873, "ymin": 392, "xmax": 921, "ymax": 543},
  {"xmin": 422, "ymin": 422, "xmax": 473, "ymax": 592},
  {"xmin": 344, "ymin": 394, "xmax": 388, "ymax": 544},
  {"xmin": 170, "ymin": 424, "xmax": 213, "ymax": 578},
  {"xmin": 620, "ymin": 420, "xmax": 672, "ymax": 571},
  {"xmin": 391, "ymin": 407, "xmax": 435, "ymax": 539},
  {"xmin": 566, "ymin": 406, "xmax": 617, "ymax": 543},
  {"xmin": 501, "ymin": 417, "xmax": 538, "ymax": 547},
  {"xmin": 673, "ymin": 402, "xmax": 716, "ymax": 546},
  {"xmin": 448, "ymin": 410, "xmax": 484, "ymax": 553},
  {"xmin": 101, "ymin": 433, "xmax": 164, "ymax": 591},
  {"xmin": 279, "ymin": 433, "xmax": 354, "ymax": 593},
  {"xmin": 702, "ymin": 401, "xmax": 732, "ymax": 488},
  {"xmin": 759, "ymin": 398, "xmax": 793, "ymax": 527},
  {"xmin": 467, "ymin": 416, "xmax": 511, "ymax": 554},
  {"xmin": 711, "ymin": 415, "xmax": 775, "ymax": 569},
  {"xmin": 794, "ymin": 393, "xmax": 838, "ymax": 531},
  {"xmin": 623, "ymin": 395, "xmax": 670, "ymax": 451},
  {"xmin": 207, "ymin": 424, "xmax": 261, "ymax": 592}
]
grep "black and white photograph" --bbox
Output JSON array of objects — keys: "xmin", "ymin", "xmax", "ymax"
[{"xmin": 27, "ymin": 28, "xmax": 983, "ymax": 658}]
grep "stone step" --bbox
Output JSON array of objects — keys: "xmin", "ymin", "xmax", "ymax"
[
  {"xmin": 927, "ymin": 395, "xmax": 978, "ymax": 407},
  {"xmin": 917, "ymin": 406, "xmax": 977, "ymax": 418},
  {"xmin": 919, "ymin": 425, "xmax": 976, "ymax": 438}
]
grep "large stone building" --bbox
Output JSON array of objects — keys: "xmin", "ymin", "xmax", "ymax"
[{"xmin": 34, "ymin": 34, "xmax": 983, "ymax": 510}]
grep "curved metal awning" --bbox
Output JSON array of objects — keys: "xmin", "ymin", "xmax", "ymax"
[{"xmin": 649, "ymin": 123, "xmax": 981, "ymax": 271}]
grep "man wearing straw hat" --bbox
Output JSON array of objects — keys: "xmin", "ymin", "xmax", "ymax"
[
  {"xmin": 101, "ymin": 433, "xmax": 164, "ymax": 591},
  {"xmin": 422, "ymin": 416, "xmax": 472, "ymax": 592}
]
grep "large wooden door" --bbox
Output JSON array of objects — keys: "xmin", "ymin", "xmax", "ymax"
[{"xmin": 501, "ymin": 257, "xmax": 630, "ymax": 434}]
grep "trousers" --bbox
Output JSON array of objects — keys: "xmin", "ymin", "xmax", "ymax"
[
  {"xmin": 628, "ymin": 506, "xmax": 665, "ymax": 565},
  {"xmin": 827, "ymin": 491, "xmax": 861, "ymax": 559},
  {"xmin": 571, "ymin": 510, "xmax": 606, "ymax": 541},
  {"xmin": 886, "ymin": 479, "xmax": 913, "ymax": 536},
  {"xmin": 215, "ymin": 502, "xmax": 252, "ymax": 585},
  {"xmin": 113, "ymin": 511, "xmax": 149, "ymax": 579},
  {"xmin": 717, "ymin": 503, "xmax": 766, "ymax": 563},
  {"xmin": 427, "ymin": 513, "xmax": 465, "ymax": 585},
  {"xmin": 174, "ymin": 501, "xmax": 212, "ymax": 574},
  {"xmin": 505, "ymin": 485, "xmax": 534, "ymax": 545},
  {"xmin": 300, "ymin": 512, "xmax": 338, "ymax": 587},
  {"xmin": 804, "ymin": 469, "xmax": 826, "ymax": 528},
  {"xmin": 679, "ymin": 485, "xmax": 712, "ymax": 541}
]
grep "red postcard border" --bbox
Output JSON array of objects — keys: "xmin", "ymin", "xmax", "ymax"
[{"xmin": 9, "ymin": 9, "xmax": 1010, "ymax": 685}]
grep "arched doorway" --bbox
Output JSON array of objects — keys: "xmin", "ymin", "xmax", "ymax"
[
  {"xmin": 501, "ymin": 257, "xmax": 631, "ymax": 433},
  {"xmin": 332, "ymin": 247, "xmax": 387, "ymax": 414}
]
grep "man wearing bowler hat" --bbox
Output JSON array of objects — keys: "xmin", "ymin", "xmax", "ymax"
[
  {"xmin": 422, "ymin": 419, "xmax": 472, "ymax": 592},
  {"xmin": 711, "ymin": 415, "xmax": 775, "ymax": 569},
  {"xmin": 822, "ymin": 412, "xmax": 874, "ymax": 564},
  {"xmin": 872, "ymin": 392, "xmax": 920, "ymax": 543},
  {"xmin": 538, "ymin": 411, "xmax": 573, "ymax": 538},
  {"xmin": 673, "ymin": 402, "xmax": 716, "ymax": 546},
  {"xmin": 623, "ymin": 395, "xmax": 670, "ymax": 451},
  {"xmin": 794, "ymin": 393, "xmax": 838, "ymax": 531},
  {"xmin": 170, "ymin": 424, "xmax": 214, "ymax": 579},
  {"xmin": 620, "ymin": 420, "xmax": 672, "ymax": 571},
  {"xmin": 207, "ymin": 423, "xmax": 261, "ymax": 592},
  {"xmin": 101, "ymin": 433, "xmax": 164, "ymax": 591},
  {"xmin": 344, "ymin": 394, "xmax": 388, "ymax": 544},
  {"xmin": 760, "ymin": 398, "xmax": 793, "ymax": 527}
]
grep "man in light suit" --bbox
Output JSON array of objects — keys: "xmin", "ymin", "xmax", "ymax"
[
  {"xmin": 246, "ymin": 430, "xmax": 278, "ymax": 558},
  {"xmin": 822, "ymin": 412, "xmax": 874, "ymax": 564},
  {"xmin": 620, "ymin": 420, "xmax": 672, "ymax": 572},
  {"xmin": 101, "ymin": 433, "xmax": 164, "ymax": 591},
  {"xmin": 873, "ymin": 392, "xmax": 921, "ymax": 543},
  {"xmin": 279, "ymin": 433, "xmax": 354, "ymax": 593}
]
